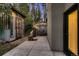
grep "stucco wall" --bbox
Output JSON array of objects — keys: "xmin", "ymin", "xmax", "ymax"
[
  {"xmin": 47, "ymin": 3, "xmax": 65, "ymax": 51},
  {"xmin": 47, "ymin": 4, "xmax": 53, "ymax": 46},
  {"xmin": 47, "ymin": 3, "xmax": 74, "ymax": 51}
]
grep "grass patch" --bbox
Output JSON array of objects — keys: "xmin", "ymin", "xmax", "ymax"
[
  {"xmin": 0, "ymin": 36, "xmax": 27, "ymax": 56},
  {"xmin": 0, "ymin": 43, "xmax": 17, "ymax": 55}
]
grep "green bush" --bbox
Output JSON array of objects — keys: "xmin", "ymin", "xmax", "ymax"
[{"xmin": 24, "ymin": 24, "xmax": 32, "ymax": 34}]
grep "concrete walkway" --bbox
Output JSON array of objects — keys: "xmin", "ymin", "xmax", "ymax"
[{"xmin": 3, "ymin": 36, "xmax": 65, "ymax": 56}]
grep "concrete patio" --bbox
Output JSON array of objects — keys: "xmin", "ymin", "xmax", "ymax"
[{"xmin": 3, "ymin": 36, "xmax": 65, "ymax": 56}]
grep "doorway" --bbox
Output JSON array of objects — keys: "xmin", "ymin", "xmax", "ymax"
[
  {"xmin": 15, "ymin": 16, "xmax": 23, "ymax": 39},
  {"xmin": 63, "ymin": 4, "xmax": 79, "ymax": 56}
]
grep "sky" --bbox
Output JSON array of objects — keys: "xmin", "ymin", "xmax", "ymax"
[
  {"xmin": 29, "ymin": 3, "xmax": 44, "ymax": 20},
  {"xmin": 39, "ymin": 3, "xmax": 44, "ymax": 19}
]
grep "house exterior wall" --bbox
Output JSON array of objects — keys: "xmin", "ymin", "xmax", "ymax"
[
  {"xmin": 0, "ymin": 10, "xmax": 25, "ymax": 42},
  {"xmin": 11, "ymin": 11, "xmax": 25, "ymax": 40},
  {"xmin": 10, "ymin": 12, "xmax": 16, "ymax": 41},
  {"xmin": 47, "ymin": 3, "xmax": 65, "ymax": 51},
  {"xmin": 21, "ymin": 18, "xmax": 24, "ymax": 37},
  {"xmin": 47, "ymin": 3, "xmax": 75, "ymax": 51},
  {"xmin": 47, "ymin": 4, "xmax": 53, "ymax": 47},
  {"xmin": 15, "ymin": 15, "xmax": 24, "ymax": 38},
  {"xmin": 0, "ymin": 13, "xmax": 10, "ymax": 42}
]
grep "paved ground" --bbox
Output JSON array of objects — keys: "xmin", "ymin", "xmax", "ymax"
[{"xmin": 3, "ymin": 36, "xmax": 65, "ymax": 56}]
